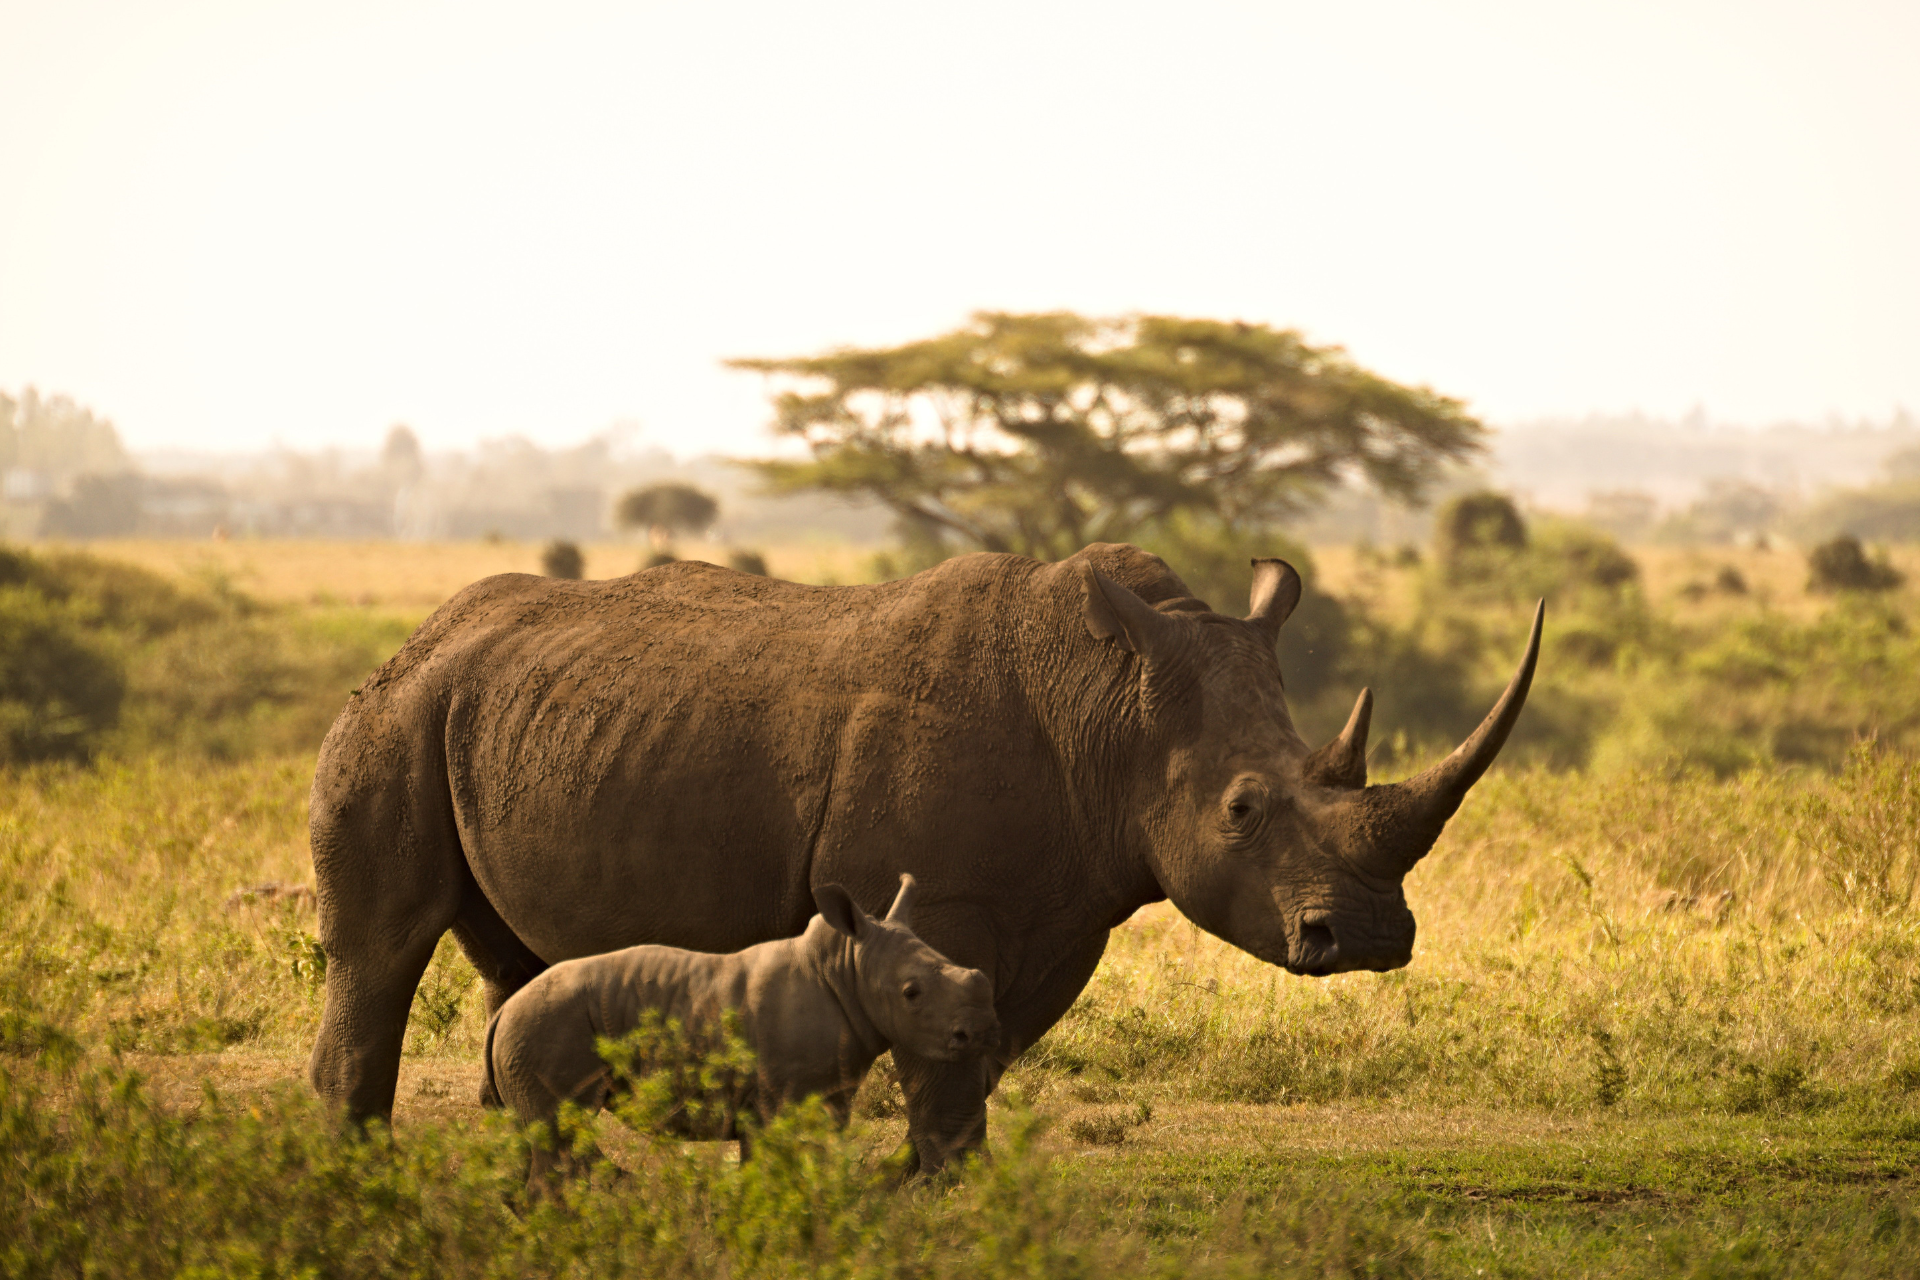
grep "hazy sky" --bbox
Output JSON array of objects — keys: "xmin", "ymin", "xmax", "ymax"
[{"xmin": 2, "ymin": 0, "xmax": 1916, "ymax": 457}]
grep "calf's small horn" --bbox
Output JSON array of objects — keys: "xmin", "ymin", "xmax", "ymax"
[
  {"xmin": 1372, "ymin": 601, "xmax": 1544, "ymax": 871},
  {"xmin": 885, "ymin": 874, "xmax": 917, "ymax": 925}
]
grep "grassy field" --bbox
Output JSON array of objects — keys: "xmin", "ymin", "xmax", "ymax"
[
  {"xmin": 69, "ymin": 533, "xmax": 1920, "ymax": 609},
  {"xmin": 56, "ymin": 536, "xmax": 885, "ymax": 606},
  {"xmin": 6, "ymin": 537, "xmax": 1920, "ymax": 1276}
]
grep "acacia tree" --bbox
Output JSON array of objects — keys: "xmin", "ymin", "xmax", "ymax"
[
  {"xmin": 614, "ymin": 483, "xmax": 719, "ymax": 550},
  {"xmin": 730, "ymin": 312, "xmax": 1485, "ymax": 560}
]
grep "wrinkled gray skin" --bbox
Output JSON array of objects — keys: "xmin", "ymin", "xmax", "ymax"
[
  {"xmin": 484, "ymin": 875, "xmax": 998, "ymax": 1189},
  {"xmin": 308, "ymin": 543, "xmax": 1540, "ymax": 1171}
]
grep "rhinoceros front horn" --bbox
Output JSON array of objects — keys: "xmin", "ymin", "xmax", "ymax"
[{"xmin": 1369, "ymin": 601, "xmax": 1544, "ymax": 874}]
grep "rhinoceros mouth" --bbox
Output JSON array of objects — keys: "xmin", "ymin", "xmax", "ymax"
[{"xmin": 1287, "ymin": 912, "xmax": 1341, "ymax": 976}]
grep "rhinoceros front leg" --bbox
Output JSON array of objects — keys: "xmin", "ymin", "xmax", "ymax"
[
  {"xmin": 893, "ymin": 929, "xmax": 1112, "ymax": 1174},
  {"xmin": 891, "ymin": 1050, "xmax": 993, "ymax": 1174}
]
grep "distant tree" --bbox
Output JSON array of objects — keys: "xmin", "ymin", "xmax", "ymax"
[
  {"xmin": 541, "ymin": 540, "xmax": 585, "ymax": 579},
  {"xmin": 381, "ymin": 424, "xmax": 424, "ymax": 484},
  {"xmin": 1807, "ymin": 535, "xmax": 1903, "ymax": 593},
  {"xmin": 1657, "ymin": 480, "xmax": 1788, "ymax": 545},
  {"xmin": 0, "ymin": 387, "xmax": 128, "ymax": 479},
  {"xmin": 1436, "ymin": 491, "xmax": 1527, "ymax": 564},
  {"xmin": 730, "ymin": 312, "xmax": 1485, "ymax": 560},
  {"xmin": 727, "ymin": 549, "xmax": 769, "ymax": 576},
  {"xmin": 614, "ymin": 483, "xmax": 719, "ymax": 550}
]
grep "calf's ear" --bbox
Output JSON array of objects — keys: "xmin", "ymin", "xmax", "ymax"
[{"xmin": 814, "ymin": 883, "xmax": 865, "ymax": 938}]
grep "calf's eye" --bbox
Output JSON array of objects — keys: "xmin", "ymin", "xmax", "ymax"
[{"xmin": 902, "ymin": 983, "xmax": 921, "ymax": 1001}]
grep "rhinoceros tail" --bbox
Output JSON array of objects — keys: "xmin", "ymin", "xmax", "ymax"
[{"xmin": 479, "ymin": 1009, "xmax": 504, "ymax": 1109}]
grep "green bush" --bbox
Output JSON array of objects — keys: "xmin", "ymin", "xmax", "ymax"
[
  {"xmin": 0, "ymin": 1054, "xmax": 1439, "ymax": 1280},
  {"xmin": 0, "ymin": 585, "xmax": 124, "ymax": 763},
  {"xmin": 1435, "ymin": 490, "xmax": 1527, "ymax": 569},
  {"xmin": 0, "ymin": 543, "xmax": 416, "ymax": 764},
  {"xmin": 1807, "ymin": 534, "xmax": 1904, "ymax": 593},
  {"xmin": 0, "ymin": 542, "xmax": 219, "ymax": 635},
  {"xmin": 541, "ymin": 539, "xmax": 585, "ymax": 579}
]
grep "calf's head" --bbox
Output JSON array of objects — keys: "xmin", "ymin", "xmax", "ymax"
[
  {"xmin": 814, "ymin": 875, "xmax": 999, "ymax": 1060},
  {"xmin": 1083, "ymin": 555, "xmax": 1541, "ymax": 977}
]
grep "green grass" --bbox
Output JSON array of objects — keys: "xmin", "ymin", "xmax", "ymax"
[
  {"xmin": 6, "ymin": 753, "xmax": 1920, "ymax": 1275},
  {"xmin": 9, "ymin": 537, "xmax": 1920, "ymax": 1274}
]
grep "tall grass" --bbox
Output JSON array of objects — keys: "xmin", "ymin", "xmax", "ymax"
[
  {"xmin": 1020, "ymin": 745, "xmax": 1920, "ymax": 1117},
  {"xmin": 8, "ymin": 747, "xmax": 1920, "ymax": 1121}
]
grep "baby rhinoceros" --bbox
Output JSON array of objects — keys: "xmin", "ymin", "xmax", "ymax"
[{"xmin": 483, "ymin": 874, "xmax": 998, "ymax": 1187}]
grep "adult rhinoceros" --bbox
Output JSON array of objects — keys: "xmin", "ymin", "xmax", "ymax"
[{"xmin": 308, "ymin": 543, "xmax": 1539, "ymax": 1169}]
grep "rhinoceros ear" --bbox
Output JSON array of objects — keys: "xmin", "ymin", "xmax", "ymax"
[
  {"xmin": 1082, "ymin": 565, "xmax": 1183, "ymax": 660},
  {"xmin": 814, "ymin": 883, "xmax": 866, "ymax": 938},
  {"xmin": 1245, "ymin": 559, "xmax": 1302, "ymax": 643}
]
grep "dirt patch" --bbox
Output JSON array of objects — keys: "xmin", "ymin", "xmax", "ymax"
[{"xmin": 118, "ymin": 1051, "xmax": 486, "ymax": 1127}]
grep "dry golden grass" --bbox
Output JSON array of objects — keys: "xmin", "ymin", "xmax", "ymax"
[
  {"xmin": 46, "ymin": 535, "xmax": 1920, "ymax": 625},
  {"xmin": 54, "ymin": 537, "xmax": 885, "ymax": 607}
]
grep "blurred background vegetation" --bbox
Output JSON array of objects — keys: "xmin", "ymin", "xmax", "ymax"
[{"xmin": 7, "ymin": 311, "xmax": 1920, "ymax": 776}]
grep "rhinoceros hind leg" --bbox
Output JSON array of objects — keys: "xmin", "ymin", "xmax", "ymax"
[
  {"xmin": 449, "ymin": 878, "xmax": 548, "ymax": 1021},
  {"xmin": 306, "ymin": 791, "xmax": 466, "ymax": 1126},
  {"xmin": 308, "ymin": 924, "xmax": 447, "ymax": 1126}
]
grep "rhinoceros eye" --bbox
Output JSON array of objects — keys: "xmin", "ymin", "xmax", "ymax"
[
  {"xmin": 902, "ymin": 982, "xmax": 922, "ymax": 1002},
  {"xmin": 1223, "ymin": 782, "xmax": 1268, "ymax": 833}
]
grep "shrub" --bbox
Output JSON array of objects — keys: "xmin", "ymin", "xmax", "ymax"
[
  {"xmin": 1808, "ymin": 534, "xmax": 1903, "ymax": 593},
  {"xmin": 728, "ymin": 549, "xmax": 770, "ymax": 576},
  {"xmin": 1436, "ymin": 491, "xmax": 1527, "ymax": 569},
  {"xmin": 0, "ymin": 1051, "xmax": 1433, "ymax": 1280},
  {"xmin": 0, "ymin": 541, "xmax": 217, "ymax": 635},
  {"xmin": 0, "ymin": 585, "xmax": 125, "ymax": 763},
  {"xmin": 540, "ymin": 539, "xmax": 584, "ymax": 579},
  {"xmin": 1545, "ymin": 524, "xmax": 1640, "ymax": 589}
]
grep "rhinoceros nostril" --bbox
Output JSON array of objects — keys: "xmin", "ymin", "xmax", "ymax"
[{"xmin": 1300, "ymin": 921, "xmax": 1335, "ymax": 952}]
